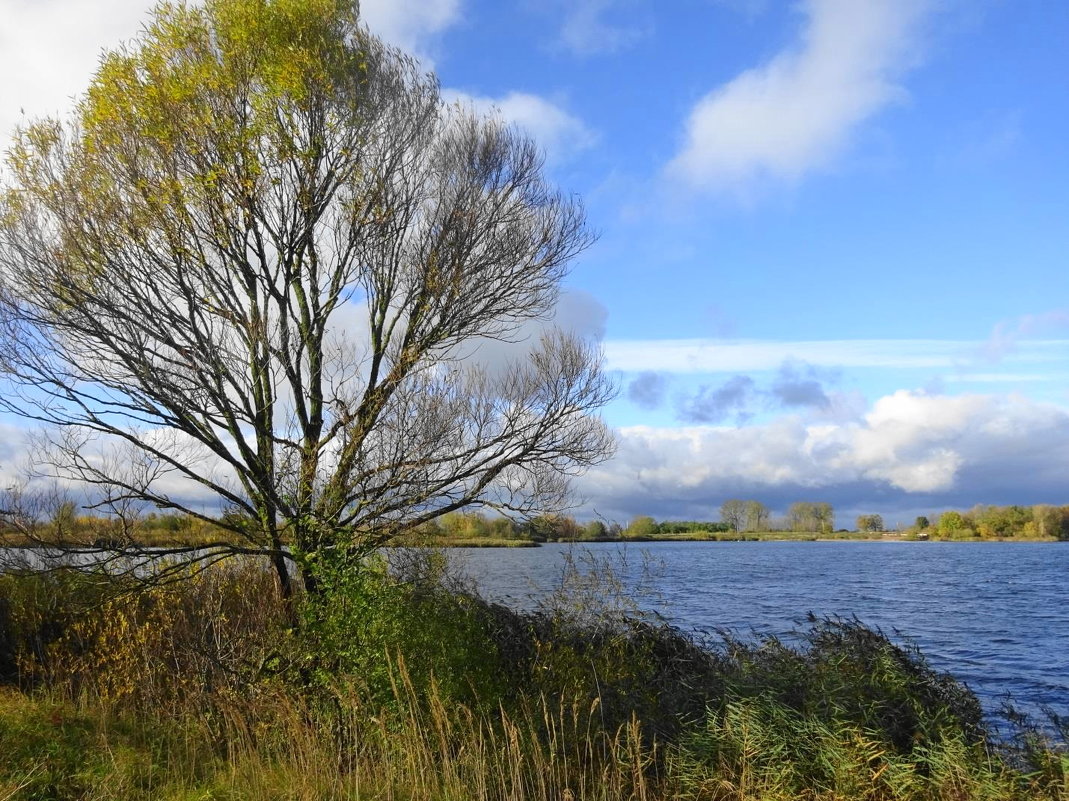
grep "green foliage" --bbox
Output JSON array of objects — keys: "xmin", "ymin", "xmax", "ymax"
[
  {"xmin": 718, "ymin": 617, "xmax": 986, "ymax": 751},
  {"xmin": 520, "ymin": 549, "xmax": 719, "ymax": 739},
  {"xmin": 657, "ymin": 519, "xmax": 731, "ymax": 535},
  {"xmin": 666, "ymin": 616, "xmax": 1030, "ymax": 800},
  {"xmin": 433, "ymin": 511, "xmax": 526, "ymax": 542},
  {"xmin": 296, "ymin": 550, "xmax": 510, "ymax": 710},
  {"xmin": 581, "ymin": 519, "xmax": 608, "ymax": 540},
  {"xmin": 856, "ymin": 513, "xmax": 886, "ymax": 532},
  {"xmin": 671, "ymin": 697, "xmax": 1022, "ymax": 801},
  {"xmin": 0, "ymin": 689, "xmax": 222, "ymax": 800},
  {"xmin": 523, "ymin": 513, "xmax": 584, "ymax": 541},
  {"xmin": 938, "ymin": 510, "xmax": 967, "ymax": 536},
  {"xmin": 623, "ymin": 515, "xmax": 658, "ymax": 539},
  {"xmin": 972, "ymin": 504, "xmax": 1032, "ymax": 539}
]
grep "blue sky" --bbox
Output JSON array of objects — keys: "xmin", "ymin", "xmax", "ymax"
[{"xmin": 2, "ymin": 0, "xmax": 1068, "ymax": 527}]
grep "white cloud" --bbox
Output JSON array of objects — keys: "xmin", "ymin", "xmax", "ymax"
[
  {"xmin": 666, "ymin": 0, "xmax": 931, "ymax": 195},
  {"xmin": 443, "ymin": 89, "xmax": 595, "ymax": 163},
  {"xmin": 0, "ymin": 0, "xmax": 154, "ymax": 154},
  {"xmin": 0, "ymin": 421, "xmax": 29, "ymax": 488},
  {"xmin": 359, "ymin": 0, "xmax": 462, "ymax": 61},
  {"xmin": 579, "ymin": 390, "xmax": 1069, "ymax": 523},
  {"xmin": 947, "ymin": 373, "xmax": 1055, "ymax": 384},
  {"xmin": 449, "ymin": 289, "xmax": 609, "ymax": 379},
  {"xmin": 980, "ymin": 309, "xmax": 1069, "ymax": 362},
  {"xmin": 605, "ymin": 338, "xmax": 986, "ymax": 373}
]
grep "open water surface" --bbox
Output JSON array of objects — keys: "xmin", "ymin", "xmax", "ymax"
[{"xmin": 453, "ymin": 541, "xmax": 1069, "ymax": 727}]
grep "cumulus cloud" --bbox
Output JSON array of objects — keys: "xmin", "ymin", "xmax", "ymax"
[
  {"xmin": 666, "ymin": 0, "xmax": 931, "ymax": 195},
  {"xmin": 359, "ymin": 0, "xmax": 462, "ymax": 62},
  {"xmin": 0, "ymin": 289, "xmax": 607, "ymax": 509},
  {"xmin": 578, "ymin": 390, "xmax": 1069, "ymax": 524},
  {"xmin": 550, "ymin": 289, "xmax": 609, "ymax": 342},
  {"xmin": 359, "ymin": 7, "xmax": 599, "ymax": 164},
  {"xmin": 627, "ymin": 371, "xmax": 668, "ymax": 411},
  {"xmin": 443, "ymin": 89, "xmax": 595, "ymax": 163}
]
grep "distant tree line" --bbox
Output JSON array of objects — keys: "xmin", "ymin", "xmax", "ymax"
[
  {"xmin": 6, "ymin": 502, "xmax": 1066, "ymax": 546},
  {"xmin": 407, "ymin": 512, "xmax": 737, "ymax": 542},
  {"xmin": 183, "ymin": 502, "xmax": 1069, "ymax": 542},
  {"xmin": 915, "ymin": 504, "xmax": 1069, "ymax": 541},
  {"xmin": 621, "ymin": 516, "xmax": 731, "ymax": 539}
]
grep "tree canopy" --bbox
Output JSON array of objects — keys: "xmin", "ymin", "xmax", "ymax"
[
  {"xmin": 855, "ymin": 514, "xmax": 884, "ymax": 533},
  {"xmin": 787, "ymin": 502, "xmax": 834, "ymax": 534},
  {"xmin": 0, "ymin": 0, "xmax": 613, "ymax": 594}
]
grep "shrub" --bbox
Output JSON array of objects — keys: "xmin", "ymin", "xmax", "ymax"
[
  {"xmin": 296, "ymin": 549, "xmax": 515, "ymax": 711},
  {"xmin": 0, "ymin": 561, "xmax": 286, "ymax": 717},
  {"xmin": 0, "ymin": 568, "xmax": 125, "ymax": 689}
]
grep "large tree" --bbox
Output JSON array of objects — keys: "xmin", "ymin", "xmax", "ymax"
[
  {"xmin": 855, "ymin": 514, "xmax": 884, "ymax": 533},
  {"xmin": 0, "ymin": 0, "xmax": 613, "ymax": 595},
  {"xmin": 787, "ymin": 502, "xmax": 834, "ymax": 534},
  {"xmin": 744, "ymin": 500, "xmax": 769, "ymax": 533},
  {"xmin": 718, "ymin": 499, "xmax": 746, "ymax": 534}
]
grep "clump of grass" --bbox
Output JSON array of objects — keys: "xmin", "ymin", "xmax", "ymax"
[{"xmin": 718, "ymin": 614, "xmax": 986, "ymax": 751}]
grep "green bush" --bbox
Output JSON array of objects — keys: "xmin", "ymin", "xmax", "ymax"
[{"xmin": 296, "ymin": 550, "xmax": 513, "ymax": 710}]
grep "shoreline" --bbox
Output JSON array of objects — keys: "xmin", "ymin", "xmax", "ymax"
[{"xmin": 3, "ymin": 534, "xmax": 1059, "ymax": 550}]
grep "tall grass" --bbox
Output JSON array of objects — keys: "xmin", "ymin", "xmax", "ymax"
[{"xmin": 0, "ymin": 553, "xmax": 1065, "ymax": 800}]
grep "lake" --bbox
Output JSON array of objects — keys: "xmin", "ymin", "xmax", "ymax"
[{"xmin": 451, "ymin": 540, "xmax": 1069, "ymax": 729}]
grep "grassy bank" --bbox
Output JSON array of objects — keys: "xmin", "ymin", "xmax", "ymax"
[
  {"xmin": 0, "ymin": 555, "xmax": 1065, "ymax": 800},
  {"xmin": 392, "ymin": 535, "xmax": 541, "ymax": 548},
  {"xmin": 614, "ymin": 530, "xmax": 888, "ymax": 542}
]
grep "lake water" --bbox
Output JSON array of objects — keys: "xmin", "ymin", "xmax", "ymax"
[{"xmin": 451, "ymin": 541, "xmax": 1069, "ymax": 728}]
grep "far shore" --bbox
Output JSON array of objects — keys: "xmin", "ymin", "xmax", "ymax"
[{"xmin": 2, "ymin": 531, "xmax": 1060, "ymax": 551}]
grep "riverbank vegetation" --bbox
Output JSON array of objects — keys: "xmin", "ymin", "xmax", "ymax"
[
  {"xmin": 3, "ymin": 501, "xmax": 1067, "ymax": 552},
  {"xmin": 0, "ymin": 554, "xmax": 1066, "ymax": 800},
  {"xmin": 911, "ymin": 504, "xmax": 1069, "ymax": 541}
]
